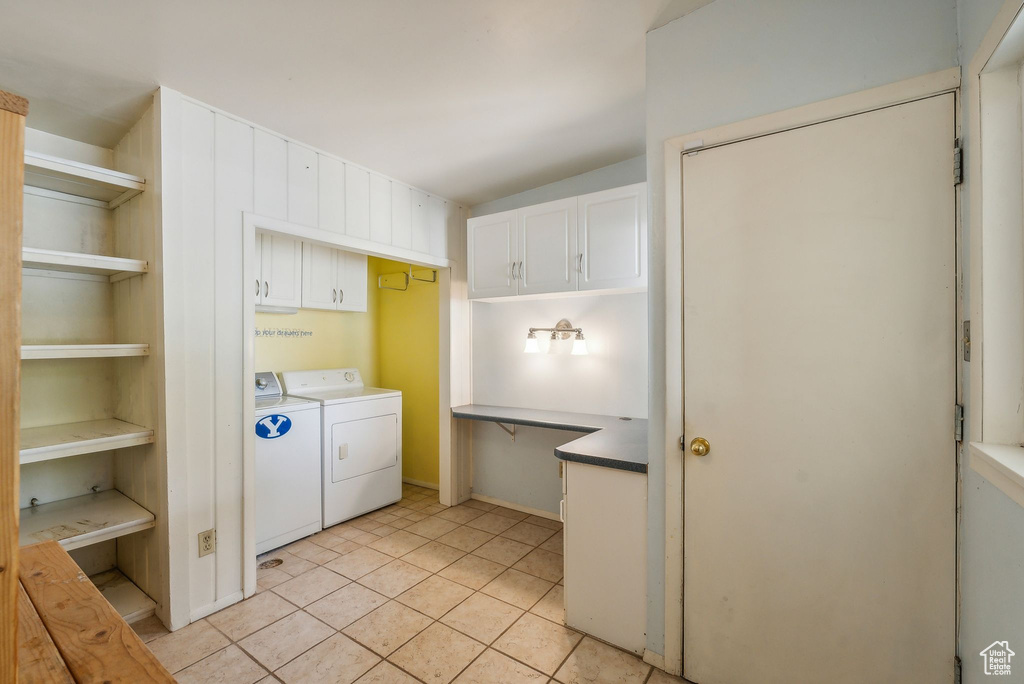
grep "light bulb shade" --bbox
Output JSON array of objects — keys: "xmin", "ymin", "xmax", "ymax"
[
  {"xmin": 523, "ymin": 334, "xmax": 540, "ymax": 354},
  {"xmin": 571, "ymin": 336, "xmax": 588, "ymax": 355}
]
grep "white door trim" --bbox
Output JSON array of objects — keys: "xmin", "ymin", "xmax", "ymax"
[{"xmin": 657, "ymin": 66, "xmax": 961, "ymax": 675}]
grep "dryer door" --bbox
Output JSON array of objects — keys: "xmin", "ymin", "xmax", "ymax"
[{"xmin": 331, "ymin": 413, "xmax": 398, "ymax": 483}]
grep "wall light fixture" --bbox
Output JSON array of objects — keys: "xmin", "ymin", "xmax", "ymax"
[{"xmin": 524, "ymin": 318, "xmax": 587, "ymax": 355}]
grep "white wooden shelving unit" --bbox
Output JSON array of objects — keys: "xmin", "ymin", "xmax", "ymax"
[
  {"xmin": 20, "ymin": 418, "xmax": 154, "ymax": 465},
  {"xmin": 20, "ymin": 344, "xmax": 150, "ymax": 359},
  {"xmin": 18, "ymin": 489, "xmax": 156, "ymax": 551},
  {"xmin": 24, "ymin": 150, "xmax": 145, "ymax": 208},
  {"xmin": 20, "ymin": 138, "xmax": 159, "ymax": 625}
]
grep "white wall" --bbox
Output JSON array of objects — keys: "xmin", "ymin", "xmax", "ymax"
[
  {"xmin": 470, "ymin": 292, "xmax": 647, "ymax": 512},
  {"xmin": 645, "ymin": 0, "xmax": 959, "ymax": 660},
  {"xmin": 955, "ymin": 1, "xmax": 1024, "ymax": 681},
  {"xmin": 471, "ymin": 155, "xmax": 645, "ymax": 218}
]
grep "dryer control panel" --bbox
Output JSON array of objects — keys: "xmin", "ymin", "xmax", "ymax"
[{"xmin": 255, "ymin": 371, "xmax": 283, "ymax": 399}]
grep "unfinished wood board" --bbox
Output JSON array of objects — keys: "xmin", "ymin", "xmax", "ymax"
[
  {"xmin": 0, "ymin": 96, "xmax": 25, "ymax": 684},
  {"xmin": 19, "ymin": 541, "xmax": 174, "ymax": 683},
  {"xmin": 20, "ymin": 419, "xmax": 154, "ymax": 465},
  {"xmin": 19, "ymin": 489, "xmax": 155, "ymax": 550},
  {"xmin": 24, "ymin": 150, "xmax": 144, "ymax": 208},
  {"xmin": 21, "ymin": 343, "xmax": 149, "ymax": 359},
  {"xmin": 90, "ymin": 568, "xmax": 157, "ymax": 624},
  {"xmin": 17, "ymin": 582, "xmax": 74, "ymax": 684},
  {"xmin": 22, "ymin": 247, "xmax": 148, "ymax": 280}
]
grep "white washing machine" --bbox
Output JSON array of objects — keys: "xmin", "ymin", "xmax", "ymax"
[
  {"xmin": 280, "ymin": 368, "xmax": 402, "ymax": 526},
  {"xmin": 254, "ymin": 372, "xmax": 322, "ymax": 554}
]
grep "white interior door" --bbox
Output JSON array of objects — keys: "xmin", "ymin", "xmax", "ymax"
[
  {"xmin": 682, "ymin": 94, "xmax": 956, "ymax": 684},
  {"xmin": 518, "ymin": 197, "xmax": 577, "ymax": 295}
]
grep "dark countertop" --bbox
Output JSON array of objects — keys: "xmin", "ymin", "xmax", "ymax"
[{"xmin": 451, "ymin": 404, "xmax": 648, "ymax": 474}]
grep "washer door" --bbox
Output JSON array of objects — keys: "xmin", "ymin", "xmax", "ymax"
[{"xmin": 330, "ymin": 414, "xmax": 398, "ymax": 483}]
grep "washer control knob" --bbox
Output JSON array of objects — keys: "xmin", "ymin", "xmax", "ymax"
[{"xmin": 345, "ymin": 371, "xmax": 355, "ymax": 383}]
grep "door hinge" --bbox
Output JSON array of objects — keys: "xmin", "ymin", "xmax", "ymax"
[
  {"xmin": 953, "ymin": 139, "xmax": 963, "ymax": 186},
  {"xmin": 962, "ymin": 320, "xmax": 971, "ymax": 361},
  {"xmin": 955, "ymin": 404, "xmax": 965, "ymax": 442},
  {"xmin": 954, "ymin": 655, "xmax": 962, "ymax": 684},
  {"xmin": 679, "ymin": 435, "xmax": 685, "ymax": 450}
]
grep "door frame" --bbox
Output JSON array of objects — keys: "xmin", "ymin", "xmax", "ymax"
[{"xmin": 658, "ymin": 67, "xmax": 962, "ymax": 675}]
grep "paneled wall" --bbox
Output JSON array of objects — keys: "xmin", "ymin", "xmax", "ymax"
[{"xmin": 159, "ymin": 88, "xmax": 466, "ymax": 624}]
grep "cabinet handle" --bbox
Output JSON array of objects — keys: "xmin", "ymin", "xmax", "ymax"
[
  {"xmin": 518, "ymin": 261, "xmax": 524, "ymax": 280},
  {"xmin": 263, "ymin": 280, "xmax": 268, "ymax": 297},
  {"xmin": 332, "ymin": 288, "xmax": 337, "ymax": 303},
  {"xmin": 577, "ymin": 253, "xmax": 584, "ymax": 273},
  {"xmin": 559, "ymin": 499, "xmax": 565, "ymax": 523},
  {"xmin": 511, "ymin": 261, "xmax": 517, "ymax": 281},
  {"xmin": 339, "ymin": 289, "xmax": 344, "ymax": 304},
  {"xmin": 256, "ymin": 279, "xmax": 260, "ymax": 296}
]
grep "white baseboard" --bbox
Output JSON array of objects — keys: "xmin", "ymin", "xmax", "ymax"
[
  {"xmin": 470, "ymin": 492, "xmax": 559, "ymax": 521},
  {"xmin": 402, "ymin": 478, "xmax": 439, "ymax": 490},
  {"xmin": 643, "ymin": 649, "xmax": 666, "ymax": 671},
  {"xmin": 190, "ymin": 591, "xmax": 243, "ymax": 623}
]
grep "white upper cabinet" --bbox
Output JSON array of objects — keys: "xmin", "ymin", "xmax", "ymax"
[
  {"xmin": 301, "ymin": 242, "xmax": 338, "ymax": 310},
  {"xmin": 467, "ymin": 183, "xmax": 646, "ymax": 299},
  {"xmin": 369, "ymin": 174, "xmax": 392, "ymax": 245},
  {"xmin": 518, "ymin": 197, "xmax": 577, "ymax": 296},
  {"xmin": 287, "ymin": 143, "xmax": 318, "ymax": 227},
  {"xmin": 468, "ymin": 209, "xmax": 518, "ymax": 299},
  {"xmin": 578, "ymin": 182, "xmax": 646, "ymax": 291},
  {"xmin": 318, "ymin": 154, "xmax": 346, "ymax": 234},
  {"xmin": 254, "ymin": 130, "xmax": 287, "ymax": 220},
  {"xmin": 391, "ymin": 183, "xmax": 412, "ymax": 249},
  {"xmin": 337, "ymin": 251, "xmax": 368, "ymax": 312},
  {"xmin": 258, "ymin": 231, "xmax": 302, "ymax": 308},
  {"xmin": 428, "ymin": 196, "xmax": 447, "ymax": 259},
  {"xmin": 411, "ymin": 189, "xmax": 430, "ymax": 254},
  {"xmin": 345, "ymin": 165, "xmax": 371, "ymax": 240}
]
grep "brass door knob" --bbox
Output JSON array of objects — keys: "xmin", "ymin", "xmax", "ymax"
[{"xmin": 690, "ymin": 437, "xmax": 710, "ymax": 456}]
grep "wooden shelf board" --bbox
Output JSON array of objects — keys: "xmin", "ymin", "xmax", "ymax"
[
  {"xmin": 20, "ymin": 419, "xmax": 154, "ymax": 465},
  {"xmin": 24, "ymin": 150, "xmax": 144, "ymax": 209},
  {"xmin": 19, "ymin": 490, "xmax": 155, "ymax": 551},
  {"xmin": 89, "ymin": 569, "xmax": 157, "ymax": 625},
  {"xmin": 21, "ymin": 344, "xmax": 150, "ymax": 360},
  {"xmin": 22, "ymin": 247, "xmax": 148, "ymax": 281}
]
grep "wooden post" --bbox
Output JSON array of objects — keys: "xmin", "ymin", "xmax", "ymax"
[{"xmin": 0, "ymin": 88, "xmax": 27, "ymax": 683}]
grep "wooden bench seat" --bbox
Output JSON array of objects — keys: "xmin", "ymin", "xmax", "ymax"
[{"xmin": 17, "ymin": 541, "xmax": 174, "ymax": 683}]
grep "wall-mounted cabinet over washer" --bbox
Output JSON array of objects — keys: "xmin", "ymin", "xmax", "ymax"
[{"xmin": 300, "ymin": 243, "xmax": 368, "ymax": 312}]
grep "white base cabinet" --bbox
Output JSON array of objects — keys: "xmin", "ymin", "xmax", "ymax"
[
  {"xmin": 468, "ymin": 182, "xmax": 646, "ymax": 299},
  {"xmin": 563, "ymin": 461, "xmax": 647, "ymax": 655},
  {"xmin": 300, "ymin": 242, "xmax": 367, "ymax": 312}
]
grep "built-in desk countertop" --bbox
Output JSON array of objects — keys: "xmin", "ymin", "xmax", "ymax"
[{"xmin": 451, "ymin": 404, "xmax": 648, "ymax": 474}]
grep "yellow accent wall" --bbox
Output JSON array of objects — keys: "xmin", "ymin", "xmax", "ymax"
[
  {"xmin": 254, "ymin": 255, "xmax": 440, "ymax": 487},
  {"xmin": 377, "ymin": 258, "xmax": 440, "ymax": 487},
  {"xmin": 255, "ymin": 258, "xmax": 381, "ymax": 385}
]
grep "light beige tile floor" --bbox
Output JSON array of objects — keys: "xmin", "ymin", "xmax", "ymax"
[{"xmin": 141, "ymin": 484, "xmax": 692, "ymax": 683}]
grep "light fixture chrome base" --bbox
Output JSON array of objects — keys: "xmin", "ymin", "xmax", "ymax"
[{"xmin": 553, "ymin": 319, "xmax": 575, "ymax": 340}]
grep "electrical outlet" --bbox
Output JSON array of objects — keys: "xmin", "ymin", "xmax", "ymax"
[{"xmin": 198, "ymin": 529, "xmax": 216, "ymax": 557}]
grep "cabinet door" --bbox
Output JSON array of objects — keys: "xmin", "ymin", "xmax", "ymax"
[
  {"xmin": 318, "ymin": 155, "xmax": 346, "ymax": 234},
  {"xmin": 254, "ymin": 233, "xmax": 264, "ymax": 304},
  {"xmin": 254, "ymin": 131, "xmax": 288, "ymax": 220},
  {"xmin": 369, "ymin": 173, "xmax": 392, "ymax": 245},
  {"xmin": 391, "ymin": 183, "xmax": 412, "ymax": 249},
  {"xmin": 337, "ymin": 251, "xmax": 368, "ymax": 312},
  {"xmin": 578, "ymin": 182, "xmax": 647, "ymax": 291},
  {"xmin": 301, "ymin": 242, "xmax": 339, "ymax": 310},
  {"xmin": 411, "ymin": 189, "xmax": 430, "ymax": 253},
  {"xmin": 518, "ymin": 197, "xmax": 577, "ymax": 295},
  {"xmin": 260, "ymin": 232, "xmax": 302, "ymax": 308},
  {"xmin": 287, "ymin": 142, "xmax": 318, "ymax": 227},
  {"xmin": 467, "ymin": 210, "xmax": 518, "ymax": 299},
  {"xmin": 345, "ymin": 165, "xmax": 371, "ymax": 240},
  {"xmin": 564, "ymin": 462, "xmax": 647, "ymax": 654},
  {"xmin": 428, "ymin": 195, "xmax": 447, "ymax": 259}
]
